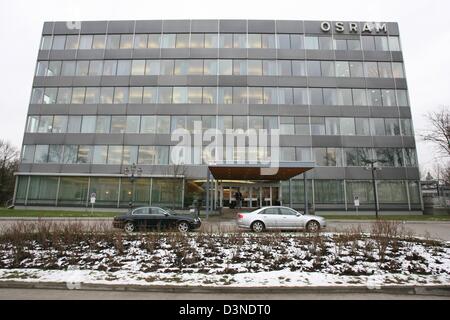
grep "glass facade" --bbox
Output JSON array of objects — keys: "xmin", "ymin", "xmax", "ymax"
[{"xmin": 17, "ymin": 20, "xmax": 420, "ymax": 212}]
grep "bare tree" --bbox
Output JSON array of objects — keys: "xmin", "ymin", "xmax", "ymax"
[
  {"xmin": 421, "ymin": 106, "xmax": 450, "ymax": 158},
  {"xmin": 0, "ymin": 140, "xmax": 19, "ymax": 205},
  {"xmin": 432, "ymin": 162, "xmax": 450, "ymax": 186}
]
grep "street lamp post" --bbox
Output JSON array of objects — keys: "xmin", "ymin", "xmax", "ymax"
[
  {"xmin": 363, "ymin": 159, "xmax": 382, "ymax": 219},
  {"xmin": 123, "ymin": 163, "xmax": 143, "ymax": 209}
]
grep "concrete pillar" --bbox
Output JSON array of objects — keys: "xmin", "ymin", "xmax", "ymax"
[
  {"xmin": 289, "ymin": 179, "xmax": 292, "ymax": 208},
  {"xmin": 206, "ymin": 169, "xmax": 210, "ymax": 217},
  {"xmin": 304, "ymin": 173, "xmax": 309, "ymax": 215}
]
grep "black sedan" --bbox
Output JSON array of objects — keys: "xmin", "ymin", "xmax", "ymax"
[{"xmin": 112, "ymin": 207, "xmax": 201, "ymax": 233}]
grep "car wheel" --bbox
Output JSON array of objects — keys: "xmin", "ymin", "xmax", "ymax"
[
  {"xmin": 306, "ymin": 220, "xmax": 320, "ymax": 233},
  {"xmin": 251, "ymin": 221, "xmax": 265, "ymax": 233},
  {"xmin": 178, "ymin": 221, "xmax": 190, "ymax": 233},
  {"xmin": 124, "ymin": 222, "xmax": 135, "ymax": 233}
]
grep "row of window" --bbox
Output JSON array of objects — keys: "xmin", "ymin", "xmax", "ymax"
[
  {"xmin": 26, "ymin": 114, "xmax": 414, "ymax": 137},
  {"xmin": 40, "ymin": 33, "xmax": 402, "ymax": 52},
  {"xmin": 35, "ymin": 59, "xmax": 406, "ymax": 79},
  {"xmin": 21, "ymin": 144, "xmax": 417, "ymax": 168},
  {"xmin": 31, "ymin": 86, "xmax": 410, "ymax": 107},
  {"xmin": 14, "ymin": 176, "xmax": 420, "ymax": 207},
  {"xmin": 15, "ymin": 175, "xmax": 183, "ymax": 207}
]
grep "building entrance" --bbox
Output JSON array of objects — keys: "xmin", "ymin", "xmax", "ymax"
[{"xmin": 220, "ymin": 183, "xmax": 280, "ymax": 209}]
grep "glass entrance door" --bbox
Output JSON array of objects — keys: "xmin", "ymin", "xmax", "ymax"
[{"xmin": 219, "ymin": 183, "xmax": 280, "ymax": 208}]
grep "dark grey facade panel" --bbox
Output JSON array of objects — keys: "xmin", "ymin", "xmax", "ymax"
[
  {"xmin": 372, "ymin": 136, "xmax": 404, "ymax": 148},
  {"xmin": 334, "ymin": 50, "xmax": 364, "ymax": 61},
  {"xmin": 275, "ymin": 20, "xmax": 303, "ymax": 34},
  {"xmin": 248, "ymin": 20, "xmax": 276, "ymax": 33},
  {"xmin": 278, "ymin": 77, "xmax": 308, "ymax": 87},
  {"xmin": 127, "ymin": 104, "xmax": 157, "ymax": 115},
  {"xmin": 190, "ymin": 49, "xmax": 219, "ymax": 59},
  {"xmin": 162, "ymin": 20, "xmax": 191, "ymax": 33},
  {"xmin": 59, "ymin": 164, "xmax": 91, "ymax": 174},
  {"xmin": 107, "ymin": 21, "xmax": 135, "ymax": 34},
  {"xmin": 248, "ymin": 105, "xmax": 278, "ymax": 115},
  {"xmin": 64, "ymin": 134, "xmax": 96, "ymax": 145},
  {"xmin": 387, "ymin": 22, "xmax": 400, "ymax": 36},
  {"xmin": 405, "ymin": 167, "xmax": 420, "ymax": 180},
  {"xmin": 100, "ymin": 76, "xmax": 131, "ymax": 86},
  {"xmin": 311, "ymin": 167, "xmax": 346, "ymax": 179},
  {"xmin": 247, "ymin": 49, "xmax": 277, "ymax": 59},
  {"xmin": 68, "ymin": 105, "xmax": 98, "ymax": 115},
  {"xmin": 219, "ymin": 20, "xmax": 247, "ymax": 33},
  {"xmin": 217, "ymin": 49, "xmax": 247, "ymax": 59},
  {"xmin": 129, "ymin": 76, "xmax": 159, "ymax": 86},
  {"xmin": 190, "ymin": 20, "xmax": 219, "ymax": 33},
  {"xmin": 157, "ymin": 76, "xmax": 188, "ymax": 86},
  {"xmin": 305, "ymin": 51, "xmax": 336, "ymax": 60},
  {"xmin": 369, "ymin": 107, "xmax": 400, "ymax": 118},
  {"xmin": 48, "ymin": 50, "xmax": 77, "ymax": 60},
  {"xmin": 42, "ymin": 22, "xmax": 54, "ymax": 35},
  {"xmin": 104, "ymin": 49, "xmax": 133, "ymax": 59},
  {"xmin": 53, "ymin": 21, "xmax": 80, "ymax": 35},
  {"xmin": 80, "ymin": 21, "xmax": 108, "ymax": 34},
  {"xmin": 311, "ymin": 136, "xmax": 343, "ymax": 147},
  {"xmin": 341, "ymin": 106, "xmax": 371, "ymax": 117},
  {"xmin": 72, "ymin": 77, "xmax": 102, "ymax": 87},
  {"xmin": 399, "ymin": 107, "xmax": 412, "ymax": 118},
  {"xmin": 402, "ymin": 137, "xmax": 417, "ymax": 148},
  {"xmin": 40, "ymin": 104, "xmax": 70, "ymax": 115},
  {"xmin": 97, "ymin": 104, "xmax": 127, "ymax": 115},
  {"xmin": 363, "ymin": 51, "xmax": 392, "ymax": 61},
  {"xmin": 247, "ymin": 76, "xmax": 278, "ymax": 87},
  {"xmin": 310, "ymin": 106, "xmax": 341, "ymax": 117},
  {"xmin": 303, "ymin": 21, "xmax": 326, "ymax": 35},
  {"xmin": 391, "ymin": 51, "xmax": 404, "ymax": 61},
  {"xmin": 377, "ymin": 167, "xmax": 407, "ymax": 180},
  {"xmin": 160, "ymin": 48, "xmax": 190, "ymax": 58},
  {"xmin": 341, "ymin": 136, "xmax": 373, "ymax": 148},
  {"xmin": 276, "ymin": 50, "xmax": 306, "ymax": 60},
  {"xmin": 280, "ymin": 136, "xmax": 312, "ymax": 147},
  {"xmin": 278, "ymin": 106, "xmax": 309, "ymax": 116},
  {"xmin": 93, "ymin": 134, "xmax": 124, "ymax": 145},
  {"xmin": 90, "ymin": 165, "xmax": 123, "ymax": 174},
  {"xmin": 37, "ymin": 50, "xmax": 50, "ymax": 60},
  {"xmin": 365, "ymin": 78, "xmax": 396, "ymax": 88},
  {"xmin": 217, "ymin": 105, "xmax": 248, "ymax": 115},
  {"xmin": 134, "ymin": 20, "xmax": 163, "ymax": 34},
  {"xmin": 308, "ymin": 78, "xmax": 338, "ymax": 88},
  {"xmin": 76, "ymin": 50, "xmax": 105, "ymax": 60},
  {"xmin": 394, "ymin": 78, "xmax": 408, "ymax": 89},
  {"xmin": 132, "ymin": 49, "xmax": 161, "ymax": 59}
]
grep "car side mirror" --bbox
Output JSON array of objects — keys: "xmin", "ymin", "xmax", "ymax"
[{"xmin": 296, "ymin": 213, "xmax": 301, "ymax": 217}]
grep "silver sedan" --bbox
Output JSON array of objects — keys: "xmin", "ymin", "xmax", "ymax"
[{"xmin": 236, "ymin": 206, "xmax": 327, "ymax": 232}]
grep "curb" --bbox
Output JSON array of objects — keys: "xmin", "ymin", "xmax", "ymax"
[
  {"xmin": 327, "ymin": 220, "xmax": 450, "ymax": 224},
  {"xmin": 0, "ymin": 281, "xmax": 449, "ymax": 296}
]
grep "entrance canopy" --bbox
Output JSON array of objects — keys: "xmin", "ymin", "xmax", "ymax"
[{"xmin": 208, "ymin": 162, "xmax": 315, "ymax": 181}]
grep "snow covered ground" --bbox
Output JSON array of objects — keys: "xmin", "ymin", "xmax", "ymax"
[{"xmin": 0, "ymin": 232, "xmax": 449, "ymax": 287}]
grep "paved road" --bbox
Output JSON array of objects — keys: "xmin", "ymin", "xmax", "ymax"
[
  {"xmin": 0, "ymin": 218, "xmax": 449, "ymax": 241},
  {"xmin": 0, "ymin": 288, "xmax": 448, "ymax": 300}
]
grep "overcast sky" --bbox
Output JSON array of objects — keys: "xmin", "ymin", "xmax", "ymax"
[{"xmin": 0, "ymin": 0, "xmax": 449, "ymax": 175}]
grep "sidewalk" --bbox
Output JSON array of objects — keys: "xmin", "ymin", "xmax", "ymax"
[{"xmin": 0, "ymin": 280, "xmax": 449, "ymax": 297}]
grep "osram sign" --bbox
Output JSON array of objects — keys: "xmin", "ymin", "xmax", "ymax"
[{"xmin": 320, "ymin": 22, "xmax": 388, "ymax": 34}]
